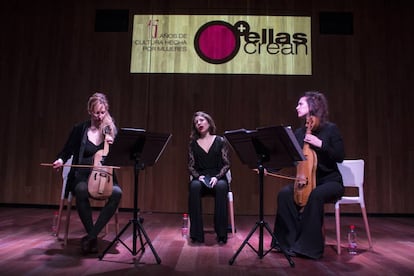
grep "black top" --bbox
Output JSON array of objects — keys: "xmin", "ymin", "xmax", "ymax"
[
  {"xmin": 56, "ymin": 120, "xmax": 117, "ymax": 196},
  {"xmin": 294, "ymin": 121, "xmax": 345, "ymax": 184},
  {"xmin": 188, "ymin": 136, "xmax": 230, "ymax": 181}
]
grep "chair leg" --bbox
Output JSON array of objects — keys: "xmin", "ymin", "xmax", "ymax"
[
  {"xmin": 104, "ymin": 222, "xmax": 109, "ymax": 236},
  {"xmin": 56, "ymin": 198, "xmax": 65, "ymax": 238},
  {"xmin": 102, "ymin": 201, "xmax": 119, "ymax": 236},
  {"xmin": 64, "ymin": 196, "xmax": 73, "ymax": 247},
  {"xmin": 321, "ymin": 216, "xmax": 325, "ymax": 244},
  {"xmin": 361, "ymin": 206, "xmax": 373, "ymax": 250},
  {"xmin": 335, "ymin": 206, "xmax": 341, "ymax": 255},
  {"xmin": 104, "ymin": 208, "xmax": 119, "ymax": 236},
  {"xmin": 114, "ymin": 208, "xmax": 119, "ymax": 235},
  {"xmin": 228, "ymin": 192, "xmax": 235, "ymax": 235}
]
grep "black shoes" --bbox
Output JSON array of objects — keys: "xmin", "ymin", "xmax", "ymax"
[
  {"xmin": 284, "ymin": 248, "xmax": 296, "ymax": 257},
  {"xmin": 271, "ymin": 241, "xmax": 281, "ymax": 251},
  {"xmin": 190, "ymin": 237, "xmax": 204, "ymax": 243},
  {"xmin": 271, "ymin": 242, "xmax": 296, "ymax": 257},
  {"xmin": 190, "ymin": 236, "xmax": 227, "ymax": 244},
  {"xmin": 81, "ymin": 235, "xmax": 98, "ymax": 254},
  {"xmin": 217, "ymin": 236, "xmax": 227, "ymax": 244}
]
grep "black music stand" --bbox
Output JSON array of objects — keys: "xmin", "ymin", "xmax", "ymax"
[
  {"xmin": 224, "ymin": 125, "xmax": 305, "ymax": 268},
  {"xmin": 98, "ymin": 128, "xmax": 171, "ymax": 263}
]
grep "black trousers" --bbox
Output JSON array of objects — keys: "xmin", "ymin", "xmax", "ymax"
[
  {"xmin": 272, "ymin": 177, "xmax": 343, "ymax": 259},
  {"xmin": 189, "ymin": 179, "xmax": 228, "ymax": 241},
  {"xmin": 74, "ymin": 181, "xmax": 122, "ymax": 238}
]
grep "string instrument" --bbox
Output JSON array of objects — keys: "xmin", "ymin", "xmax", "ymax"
[
  {"xmin": 88, "ymin": 125, "xmax": 114, "ymax": 200},
  {"xmin": 264, "ymin": 115, "xmax": 319, "ymax": 210},
  {"xmin": 40, "ymin": 162, "xmax": 120, "ymax": 199},
  {"xmin": 294, "ymin": 115, "xmax": 318, "ymax": 208}
]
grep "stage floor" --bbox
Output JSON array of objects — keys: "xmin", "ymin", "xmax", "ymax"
[{"xmin": 0, "ymin": 207, "xmax": 413, "ymax": 275}]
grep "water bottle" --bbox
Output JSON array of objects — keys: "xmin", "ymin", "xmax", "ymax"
[
  {"xmin": 182, "ymin": 213, "xmax": 189, "ymax": 239},
  {"xmin": 51, "ymin": 211, "xmax": 59, "ymax": 236},
  {"xmin": 347, "ymin": 224, "xmax": 357, "ymax": 255}
]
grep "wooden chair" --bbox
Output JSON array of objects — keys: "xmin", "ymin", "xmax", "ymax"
[
  {"xmin": 332, "ymin": 159, "xmax": 373, "ymax": 254},
  {"xmin": 55, "ymin": 156, "xmax": 119, "ymax": 246}
]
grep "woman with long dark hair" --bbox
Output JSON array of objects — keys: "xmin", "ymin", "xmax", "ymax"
[
  {"xmin": 272, "ymin": 91, "xmax": 345, "ymax": 259},
  {"xmin": 188, "ymin": 111, "xmax": 231, "ymax": 244}
]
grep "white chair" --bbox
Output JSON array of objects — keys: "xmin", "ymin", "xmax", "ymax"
[
  {"xmin": 55, "ymin": 157, "xmax": 73, "ymax": 244},
  {"xmin": 334, "ymin": 159, "xmax": 373, "ymax": 254},
  {"xmin": 227, "ymin": 171, "xmax": 236, "ymax": 236},
  {"xmin": 190, "ymin": 170, "xmax": 236, "ymax": 236},
  {"xmin": 55, "ymin": 156, "xmax": 119, "ymax": 246}
]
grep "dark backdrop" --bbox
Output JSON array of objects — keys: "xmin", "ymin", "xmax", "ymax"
[{"xmin": 1, "ymin": 0, "xmax": 413, "ymax": 215}]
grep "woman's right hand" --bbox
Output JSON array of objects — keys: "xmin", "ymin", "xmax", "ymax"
[
  {"xmin": 52, "ymin": 158, "xmax": 63, "ymax": 170},
  {"xmin": 253, "ymin": 168, "xmax": 269, "ymax": 175}
]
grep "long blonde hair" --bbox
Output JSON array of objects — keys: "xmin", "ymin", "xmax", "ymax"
[{"xmin": 87, "ymin": 92, "xmax": 118, "ymax": 138}]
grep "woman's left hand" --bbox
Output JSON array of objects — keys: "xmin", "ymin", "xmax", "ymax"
[
  {"xmin": 210, "ymin": 177, "xmax": 218, "ymax": 187},
  {"xmin": 304, "ymin": 134, "xmax": 322, "ymax": 148},
  {"xmin": 105, "ymin": 135, "xmax": 114, "ymax": 144}
]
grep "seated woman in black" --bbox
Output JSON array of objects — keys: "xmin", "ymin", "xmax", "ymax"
[
  {"xmin": 271, "ymin": 91, "xmax": 345, "ymax": 259},
  {"xmin": 188, "ymin": 111, "xmax": 231, "ymax": 244},
  {"xmin": 52, "ymin": 92, "xmax": 122, "ymax": 254}
]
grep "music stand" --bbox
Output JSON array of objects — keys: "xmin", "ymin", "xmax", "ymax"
[
  {"xmin": 224, "ymin": 125, "xmax": 304, "ymax": 268},
  {"xmin": 98, "ymin": 128, "xmax": 172, "ymax": 263}
]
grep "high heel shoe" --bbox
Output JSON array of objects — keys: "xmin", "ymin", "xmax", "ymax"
[
  {"xmin": 217, "ymin": 236, "xmax": 227, "ymax": 244},
  {"xmin": 190, "ymin": 237, "xmax": 204, "ymax": 243},
  {"xmin": 81, "ymin": 235, "xmax": 98, "ymax": 254}
]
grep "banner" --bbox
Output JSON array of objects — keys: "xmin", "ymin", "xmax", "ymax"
[{"xmin": 130, "ymin": 15, "xmax": 311, "ymax": 75}]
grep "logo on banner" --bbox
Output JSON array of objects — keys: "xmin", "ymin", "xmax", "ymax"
[
  {"xmin": 194, "ymin": 20, "xmax": 308, "ymax": 64},
  {"xmin": 142, "ymin": 19, "xmax": 188, "ymax": 52}
]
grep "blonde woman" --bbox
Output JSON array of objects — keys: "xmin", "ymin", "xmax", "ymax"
[{"xmin": 52, "ymin": 92, "xmax": 122, "ymax": 254}]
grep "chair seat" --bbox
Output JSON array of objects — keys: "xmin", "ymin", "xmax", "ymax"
[{"xmin": 336, "ymin": 196, "xmax": 364, "ymax": 205}]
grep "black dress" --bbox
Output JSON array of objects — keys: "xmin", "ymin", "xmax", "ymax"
[{"xmin": 272, "ymin": 121, "xmax": 345, "ymax": 259}]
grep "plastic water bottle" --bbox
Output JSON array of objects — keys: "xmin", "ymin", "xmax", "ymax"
[
  {"xmin": 182, "ymin": 213, "xmax": 189, "ymax": 239},
  {"xmin": 347, "ymin": 224, "xmax": 357, "ymax": 255},
  {"xmin": 51, "ymin": 211, "xmax": 59, "ymax": 236}
]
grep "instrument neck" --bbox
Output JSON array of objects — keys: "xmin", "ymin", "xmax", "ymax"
[{"xmin": 103, "ymin": 134, "xmax": 110, "ymax": 156}]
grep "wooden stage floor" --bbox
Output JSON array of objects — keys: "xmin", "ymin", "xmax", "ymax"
[{"xmin": 0, "ymin": 207, "xmax": 413, "ymax": 275}]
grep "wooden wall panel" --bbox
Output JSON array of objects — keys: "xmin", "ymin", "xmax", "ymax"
[{"xmin": 1, "ymin": 0, "xmax": 413, "ymax": 215}]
